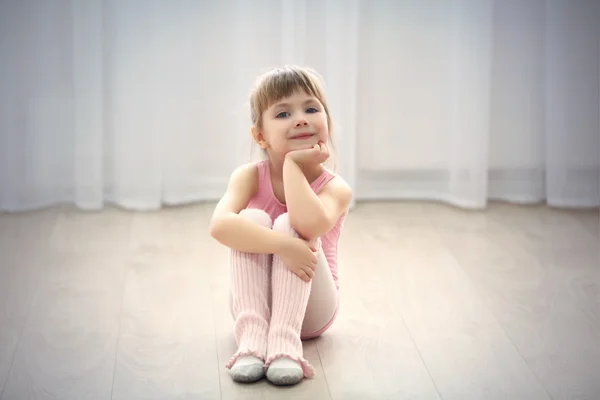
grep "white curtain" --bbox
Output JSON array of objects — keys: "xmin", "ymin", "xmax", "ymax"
[{"xmin": 0, "ymin": 0, "xmax": 598, "ymax": 212}]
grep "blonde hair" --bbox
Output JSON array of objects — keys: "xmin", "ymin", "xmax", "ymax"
[{"xmin": 248, "ymin": 66, "xmax": 337, "ymax": 169}]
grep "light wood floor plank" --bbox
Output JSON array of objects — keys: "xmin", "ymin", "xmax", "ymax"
[
  {"xmin": 1, "ymin": 206, "xmax": 131, "ymax": 400},
  {"xmin": 111, "ymin": 207, "xmax": 221, "ymax": 400},
  {"xmin": 487, "ymin": 205, "xmax": 600, "ymax": 330},
  {"xmin": 358, "ymin": 203, "xmax": 550, "ymax": 400},
  {"xmin": 433, "ymin": 203, "xmax": 600, "ymax": 400},
  {"xmin": 0, "ymin": 208, "xmax": 58, "ymax": 398},
  {"xmin": 0, "ymin": 202, "xmax": 597, "ymax": 399}
]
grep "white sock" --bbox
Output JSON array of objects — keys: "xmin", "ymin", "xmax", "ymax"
[
  {"xmin": 266, "ymin": 357, "xmax": 304, "ymax": 386},
  {"xmin": 230, "ymin": 355, "xmax": 265, "ymax": 383}
]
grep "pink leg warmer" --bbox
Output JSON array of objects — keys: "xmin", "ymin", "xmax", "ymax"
[
  {"xmin": 265, "ymin": 213, "xmax": 315, "ymax": 378},
  {"xmin": 225, "ymin": 209, "xmax": 272, "ymax": 370}
]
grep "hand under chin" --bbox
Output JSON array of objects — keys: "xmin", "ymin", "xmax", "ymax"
[{"xmin": 287, "ymin": 139, "xmax": 319, "ymax": 151}]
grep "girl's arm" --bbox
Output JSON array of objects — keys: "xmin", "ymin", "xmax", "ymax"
[
  {"xmin": 209, "ymin": 163, "xmax": 290, "ymax": 254},
  {"xmin": 283, "ymin": 155, "xmax": 352, "ymax": 241}
]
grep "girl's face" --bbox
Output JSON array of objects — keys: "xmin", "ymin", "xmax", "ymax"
[{"xmin": 254, "ymin": 90, "xmax": 329, "ymax": 158}]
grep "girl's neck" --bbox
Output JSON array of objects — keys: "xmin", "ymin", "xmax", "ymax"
[{"xmin": 267, "ymin": 157, "xmax": 324, "ymax": 183}]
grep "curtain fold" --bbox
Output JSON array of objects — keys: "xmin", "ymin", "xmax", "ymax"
[{"xmin": 0, "ymin": 0, "xmax": 598, "ymax": 212}]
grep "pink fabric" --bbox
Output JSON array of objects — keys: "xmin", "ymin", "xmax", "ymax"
[
  {"xmin": 225, "ymin": 209, "xmax": 273, "ymax": 370},
  {"xmin": 247, "ymin": 160, "xmax": 346, "ymax": 289},
  {"xmin": 225, "ymin": 210, "xmax": 317, "ymax": 378},
  {"xmin": 265, "ymin": 213, "xmax": 315, "ymax": 377}
]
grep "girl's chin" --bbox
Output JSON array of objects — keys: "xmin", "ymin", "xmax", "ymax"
[{"xmin": 289, "ymin": 140, "xmax": 319, "ymax": 150}]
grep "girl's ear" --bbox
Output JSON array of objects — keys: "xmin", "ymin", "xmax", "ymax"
[{"xmin": 251, "ymin": 126, "xmax": 269, "ymax": 149}]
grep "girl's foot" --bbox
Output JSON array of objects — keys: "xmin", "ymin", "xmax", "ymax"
[
  {"xmin": 266, "ymin": 357, "xmax": 304, "ymax": 386},
  {"xmin": 229, "ymin": 355, "xmax": 265, "ymax": 383}
]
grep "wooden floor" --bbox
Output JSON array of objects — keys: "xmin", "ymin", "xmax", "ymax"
[{"xmin": 0, "ymin": 201, "xmax": 598, "ymax": 400}]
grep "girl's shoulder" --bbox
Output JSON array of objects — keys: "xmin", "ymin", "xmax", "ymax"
[
  {"xmin": 234, "ymin": 160, "xmax": 263, "ymax": 172},
  {"xmin": 318, "ymin": 170, "xmax": 353, "ymax": 211},
  {"xmin": 230, "ymin": 160, "xmax": 265, "ymax": 177},
  {"xmin": 211, "ymin": 162, "xmax": 263, "ymax": 222},
  {"xmin": 322, "ymin": 168, "xmax": 352, "ymax": 193},
  {"xmin": 226, "ymin": 161, "xmax": 262, "ymax": 196}
]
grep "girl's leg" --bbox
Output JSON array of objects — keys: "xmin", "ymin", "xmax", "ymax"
[
  {"xmin": 300, "ymin": 243, "xmax": 339, "ymax": 339},
  {"xmin": 265, "ymin": 212, "xmax": 327, "ymax": 385},
  {"xmin": 225, "ymin": 209, "xmax": 272, "ymax": 383}
]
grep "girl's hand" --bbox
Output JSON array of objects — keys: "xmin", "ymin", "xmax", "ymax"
[
  {"xmin": 277, "ymin": 236, "xmax": 318, "ymax": 282},
  {"xmin": 286, "ymin": 141, "xmax": 329, "ymax": 166}
]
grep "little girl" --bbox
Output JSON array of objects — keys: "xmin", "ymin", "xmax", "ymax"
[{"xmin": 209, "ymin": 66, "xmax": 352, "ymax": 386}]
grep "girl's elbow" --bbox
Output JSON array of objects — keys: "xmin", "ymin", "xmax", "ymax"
[
  {"xmin": 209, "ymin": 218, "xmax": 225, "ymax": 240},
  {"xmin": 290, "ymin": 218, "xmax": 324, "ymax": 241},
  {"xmin": 297, "ymin": 227, "xmax": 318, "ymax": 241},
  {"xmin": 289, "ymin": 218, "xmax": 313, "ymax": 240},
  {"xmin": 209, "ymin": 212, "xmax": 237, "ymax": 239}
]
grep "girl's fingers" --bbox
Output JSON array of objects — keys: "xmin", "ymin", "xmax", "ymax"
[
  {"xmin": 303, "ymin": 267, "xmax": 314, "ymax": 280},
  {"xmin": 304, "ymin": 270, "xmax": 312, "ymax": 282},
  {"xmin": 297, "ymin": 269, "xmax": 310, "ymax": 282}
]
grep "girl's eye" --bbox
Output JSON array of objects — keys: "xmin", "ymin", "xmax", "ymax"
[
  {"xmin": 276, "ymin": 112, "xmax": 290, "ymax": 118},
  {"xmin": 306, "ymin": 107, "xmax": 318, "ymax": 113}
]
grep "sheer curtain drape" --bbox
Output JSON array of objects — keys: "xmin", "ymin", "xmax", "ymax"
[{"xmin": 0, "ymin": 0, "xmax": 598, "ymax": 212}]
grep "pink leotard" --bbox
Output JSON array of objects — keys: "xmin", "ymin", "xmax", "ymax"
[{"xmin": 246, "ymin": 160, "xmax": 346, "ymax": 289}]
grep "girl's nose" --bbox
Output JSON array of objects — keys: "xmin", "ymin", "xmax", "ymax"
[{"xmin": 294, "ymin": 119, "xmax": 309, "ymax": 127}]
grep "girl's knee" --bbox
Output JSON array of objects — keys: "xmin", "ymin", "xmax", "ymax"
[
  {"xmin": 273, "ymin": 213, "xmax": 322, "ymax": 251},
  {"xmin": 272, "ymin": 213, "xmax": 298, "ymax": 237},
  {"xmin": 239, "ymin": 208, "xmax": 272, "ymax": 228}
]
